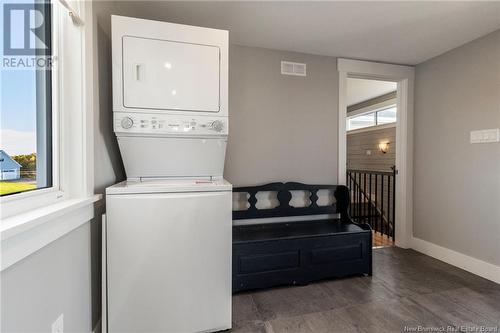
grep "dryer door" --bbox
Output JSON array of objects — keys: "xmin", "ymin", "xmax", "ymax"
[
  {"xmin": 117, "ymin": 135, "xmax": 227, "ymax": 178},
  {"xmin": 122, "ymin": 36, "xmax": 220, "ymax": 112}
]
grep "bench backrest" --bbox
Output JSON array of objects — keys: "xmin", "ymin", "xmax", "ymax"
[{"xmin": 233, "ymin": 182, "xmax": 351, "ymax": 221}]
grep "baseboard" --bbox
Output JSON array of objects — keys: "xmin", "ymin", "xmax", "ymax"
[
  {"xmin": 411, "ymin": 237, "xmax": 500, "ymax": 284},
  {"xmin": 92, "ymin": 318, "xmax": 101, "ymax": 333}
]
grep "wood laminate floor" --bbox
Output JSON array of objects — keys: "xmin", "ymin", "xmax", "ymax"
[{"xmin": 231, "ymin": 247, "xmax": 500, "ymax": 333}]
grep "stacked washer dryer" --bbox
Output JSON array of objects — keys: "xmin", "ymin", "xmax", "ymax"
[{"xmin": 104, "ymin": 16, "xmax": 231, "ymax": 333}]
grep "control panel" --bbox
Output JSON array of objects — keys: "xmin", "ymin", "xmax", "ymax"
[{"xmin": 114, "ymin": 112, "xmax": 228, "ymax": 136}]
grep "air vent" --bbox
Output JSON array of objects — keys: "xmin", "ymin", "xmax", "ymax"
[{"xmin": 281, "ymin": 61, "xmax": 306, "ymax": 77}]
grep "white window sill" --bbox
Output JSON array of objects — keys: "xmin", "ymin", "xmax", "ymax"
[{"xmin": 1, "ymin": 194, "xmax": 102, "ymax": 271}]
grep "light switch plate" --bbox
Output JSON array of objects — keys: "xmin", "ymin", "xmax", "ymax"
[{"xmin": 470, "ymin": 128, "xmax": 499, "ymax": 144}]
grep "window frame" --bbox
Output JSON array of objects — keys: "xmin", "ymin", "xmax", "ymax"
[
  {"xmin": 0, "ymin": 1, "xmax": 64, "ymax": 217},
  {"xmin": 34, "ymin": 0, "xmax": 54, "ymax": 193},
  {"xmin": 1, "ymin": 0, "xmax": 100, "ymax": 271},
  {"xmin": 1, "ymin": 0, "xmax": 94, "ymax": 219}
]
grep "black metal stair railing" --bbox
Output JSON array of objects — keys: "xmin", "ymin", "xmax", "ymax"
[{"xmin": 346, "ymin": 167, "xmax": 396, "ymax": 240}]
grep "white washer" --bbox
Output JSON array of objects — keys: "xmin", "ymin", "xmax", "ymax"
[
  {"xmin": 105, "ymin": 16, "xmax": 232, "ymax": 333},
  {"xmin": 106, "ymin": 179, "xmax": 232, "ymax": 333}
]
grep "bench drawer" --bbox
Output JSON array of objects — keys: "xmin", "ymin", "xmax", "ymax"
[
  {"xmin": 310, "ymin": 244, "xmax": 363, "ymax": 265},
  {"xmin": 233, "ymin": 232, "xmax": 371, "ymax": 293},
  {"xmin": 238, "ymin": 250, "xmax": 300, "ymax": 274}
]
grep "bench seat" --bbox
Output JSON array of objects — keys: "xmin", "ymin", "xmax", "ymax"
[
  {"xmin": 234, "ymin": 219, "xmax": 368, "ymax": 243},
  {"xmin": 232, "ymin": 183, "xmax": 372, "ymax": 293}
]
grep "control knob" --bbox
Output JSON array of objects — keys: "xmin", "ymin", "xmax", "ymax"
[
  {"xmin": 121, "ymin": 117, "xmax": 134, "ymax": 129},
  {"xmin": 211, "ymin": 120, "xmax": 224, "ymax": 132}
]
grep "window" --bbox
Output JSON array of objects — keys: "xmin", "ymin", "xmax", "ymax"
[
  {"xmin": 0, "ymin": 1, "xmax": 53, "ymax": 196},
  {"xmin": 347, "ymin": 105, "xmax": 397, "ymax": 131},
  {"xmin": 348, "ymin": 112, "xmax": 376, "ymax": 130},
  {"xmin": 376, "ymin": 106, "xmax": 397, "ymax": 125},
  {"xmin": 1, "ymin": 1, "xmax": 100, "ymax": 270}
]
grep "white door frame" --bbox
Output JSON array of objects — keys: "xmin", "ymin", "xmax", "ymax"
[{"xmin": 337, "ymin": 58, "xmax": 415, "ymax": 248}]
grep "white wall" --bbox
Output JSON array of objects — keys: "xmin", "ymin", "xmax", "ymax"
[{"xmin": 413, "ymin": 30, "xmax": 500, "ymax": 266}]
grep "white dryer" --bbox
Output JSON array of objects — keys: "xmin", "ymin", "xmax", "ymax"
[
  {"xmin": 105, "ymin": 15, "xmax": 231, "ymax": 333},
  {"xmin": 111, "ymin": 15, "xmax": 228, "ymax": 179}
]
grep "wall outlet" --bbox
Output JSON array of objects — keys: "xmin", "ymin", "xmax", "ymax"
[{"xmin": 52, "ymin": 314, "xmax": 63, "ymax": 333}]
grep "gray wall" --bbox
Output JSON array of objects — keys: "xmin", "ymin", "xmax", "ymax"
[
  {"xmin": 90, "ymin": 1, "xmax": 128, "ymax": 328},
  {"xmin": 1, "ymin": 224, "xmax": 92, "ymax": 332},
  {"xmin": 414, "ymin": 30, "xmax": 500, "ymax": 265},
  {"xmin": 347, "ymin": 126, "xmax": 396, "ymax": 172},
  {"xmin": 225, "ymin": 45, "xmax": 338, "ymax": 186}
]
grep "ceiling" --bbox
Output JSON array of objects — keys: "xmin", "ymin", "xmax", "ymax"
[
  {"xmin": 99, "ymin": 1, "xmax": 500, "ymax": 65},
  {"xmin": 347, "ymin": 78, "xmax": 396, "ymax": 106}
]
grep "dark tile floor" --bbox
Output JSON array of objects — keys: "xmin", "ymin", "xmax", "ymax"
[{"xmin": 231, "ymin": 247, "xmax": 500, "ymax": 333}]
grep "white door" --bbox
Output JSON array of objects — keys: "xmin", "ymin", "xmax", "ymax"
[
  {"xmin": 122, "ymin": 36, "xmax": 220, "ymax": 112},
  {"xmin": 106, "ymin": 190, "xmax": 232, "ymax": 333}
]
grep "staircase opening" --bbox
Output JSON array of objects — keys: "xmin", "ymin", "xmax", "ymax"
[{"xmin": 345, "ymin": 78, "xmax": 397, "ymax": 248}]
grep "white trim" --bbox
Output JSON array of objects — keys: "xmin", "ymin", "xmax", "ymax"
[
  {"xmin": 1, "ymin": 195, "xmax": 101, "ymax": 241},
  {"xmin": 0, "ymin": 187, "xmax": 66, "ymax": 218},
  {"xmin": 411, "ymin": 237, "xmax": 500, "ymax": 284},
  {"xmin": 337, "ymin": 58, "xmax": 414, "ymax": 248},
  {"xmin": 56, "ymin": 0, "xmax": 94, "ymax": 198},
  {"xmin": 1, "ymin": 195, "xmax": 101, "ymax": 271},
  {"xmin": 337, "ymin": 71, "xmax": 348, "ymax": 185},
  {"xmin": 82, "ymin": 0, "xmax": 94, "ymax": 197},
  {"xmin": 394, "ymin": 78, "xmax": 414, "ymax": 248},
  {"xmin": 338, "ymin": 58, "xmax": 414, "ymax": 80},
  {"xmin": 102, "ymin": 214, "xmax": 107, "ymax": 333},
  {"xmin": 58, "ymin": 0, "xmax": 85, "ymax": 26},
  {"xmin": 347, "ymin": 122, "xmax": 396, "ymax": 135}
]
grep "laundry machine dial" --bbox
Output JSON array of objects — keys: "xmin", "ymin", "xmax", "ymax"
[
  {"xmin": 121, "ymin": 117, "xmax": 134, "ymax": 129},
  {"xmin": 211, "ymin": 120, "xmax": 224, "ymax": 132}
]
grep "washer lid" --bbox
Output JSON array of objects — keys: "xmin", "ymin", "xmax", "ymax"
[{"xmin": 106, "ymin": 178, "xmax": 232, "ymax": 195}]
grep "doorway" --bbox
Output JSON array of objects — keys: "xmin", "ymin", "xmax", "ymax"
[
  {"xmin": 337, "ymin": 59, "xmax": 415, "ymax": 249},
  {"xmin": 346, "ymin": 78, "xmax": 397, "ymax": 247}
]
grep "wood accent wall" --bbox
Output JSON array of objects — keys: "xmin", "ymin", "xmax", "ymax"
[{"xmin": 347, "ymin": 126, "xmax": 396, "ymax": 172}]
